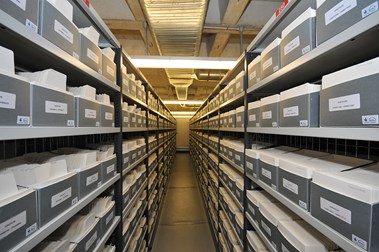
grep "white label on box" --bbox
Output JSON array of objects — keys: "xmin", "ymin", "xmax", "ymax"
[
  {"xmin": 325, "ymin": 0, "xmax": 357, "ymax": 26},
  {"xmin": 235, "ymin": 154, "xmax": 241, "ymax": 161},
  {"xmin": 284, "ymin": 36, "xmax": 300, "ymax": 55},
  {"xmin": 45, "ymin": 101, "xmax": 68, "ymax": 114},
  {"xmin": 282, "ymin": 244, "xmax": 290, "ymax": 252},
  {"xmin": 87, "ymin": 48, "xmax": 99, "ymax": 64},
  {"xmin": 261, "ymin": 220, "xmax": 271, "ymax": 236},
  {"xmin": 132, "ymin": 117, "xmax": 136, "ymax": 123},
  {"xmin": 106, "ymin": 211, "xmax": 114, "ymax": 225},
  {"xmin": 283, "ymin": 178, "xmax": 298, "ymax": 195},
  {"xmin": 262, "ymin": 111, "xmax": 272, "ymax": 119},
  {"xmin": 72, "ymin": 197, "xmax": 78, "ymax": 205},
  {"xmin": 352, "ymin": 234, "xmax": 368, "ymax": 250},
  {"xmin": 26, "ymin": 19, "xmax": 38, "ymax": 33},
  {"xmin": 67, "ymin": 120, "xmax": 75, "ymax": 126},
  {"xmin": 10, "ymin": 0, "xmax": 26, "ymax": 10},
  {"xmin": 229, "ymin": 89, "xmax": 234, "ymax": 95},
  {"xmin": 124, "ymin": 116, "xmax": 129, "ymax": 123},
  {"xmin": 132, "ymin": 153, "xmax": 136, "ymax": 159},
  {"xmin": 85, "ymin": 231, "xmax": 97, "ymax": 251},
  {"xmin": 283, "ymin": 106, "xmax": 299, "ymax": 117},
  {"xmin": 107, "ymin": 65, "xmax": 115, "ymax": 77},
  {"xmin": 85, "ymin": 109, "xmax": 97, "ymax": 119},
  {"xmin": 0, "ymin": 91, "xmax": 16, "ymax": 109},
  {"xmin": 362, "ymin": 114, "xmax": 379, "ymax": 125},
  {"xmin": 51, "ymin": 187, "xmax": 72, "ymax": 208},
  {"xmin": 362, "ymin": 2, "xmax": 378, "ymax": 18},
  {"xmin": 329, "ymin": 93, "xmax": 360, "ymax": 112},
  {"xmin": 54, "ymin": 20, "xmax": 74, "ymax": 44},
  {"xmin": 229, "ymin": 151, "xmax": 233, "ymax": 156},
  {"xmin": 300, "ymin": 120, "xmax": 308, "ymax": 127},
  {"xmin": 273, "ymin": 65, "xmax": 279, "ymax": 72},
  {"xmin": 107, "ymin": 164, "xmax": 115, "ymax": 174},
  {"xmin": 250, "ymin": 71, "xmax": 257, "ymax": 80},
  {"xmin": 237, "ymin": 116, "xmax": 242, "ymax": 122},
  {"xmin": 299, "ymin": 200, "xmax": 307, "ymax": 210},
  {"xmin": 262, "ymin": 168, "xmax": 272, "ymax": 179},
  {"xmin": 246, "ymin": 162, "xmax": 253, "ymax": 169},
  {"xmin": 0, "ymin": 211, "xmax": 26, "ymax": 240},
  {"xmin": 96, "ymin": 121, "xmax": 100, "ymax": 127},
  {"xmin": 73, "ymin": 52, "xmax": 79, "ymax": 60},
  {"xmin": 105, "ymin": 112, "xmax": 113, "ymax": 120},
  {"xmin": 86, "ymin": 173, "xmax": 99, "ymax": 186},
  {"xmin": 302, "ymin": 45, "xmax": 311, "ymax": 55},
  {"xmin": 26, "ymin": 223, "xmax": 37, "ymax": 236},
  {"xmin": 236, "ymin": 82, "xmax": 241, "ymax": 89},
  {"xmin": 228, "ymin": 118, "xmax": 232, "ymax": 123},
  {"xmin": 249, "ymin": 114, "xmax": 256, "ymax": 122},
  {"xmin": 17, "ymin": 116, "xmax": 30, "ymax": 125},
  {"xmin": 262, "ymin": 57, "xmax": 273, "ymax": 71},
  {"xmin": 320, "ymin": 197, "xmax": 351, "ymax": 224}
]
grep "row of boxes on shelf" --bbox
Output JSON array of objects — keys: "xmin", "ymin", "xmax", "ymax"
[
  {"xmin": 248, "ymin": 2, "xmax": 378, "ymax": 86},
  {"xmin": 148, "ymin": 171, "xmax": 158, "ymax": 196},
  {"xmin": 249, "ymin": 56, "xmax": 379, "ymax": 128},
  {"xmin": 33, "ymin": 196, "xmax": 116, "ymax": 252},
  {"xmin": 2, "ymin": 0, "xmax": 118, "ymax": 83},
  {"xmin": 122, "ymin": 72, "xmax": 147, "ymax": 105},
  {"xmin": 148, "ymin": 114, "xmax": 158, "ymax": 128},
  {"xmin": 148, "ymin": 92, "xmax": 158, "ymax": 112},
  {"xmin": 220, "ymin": 138, "xmax": 244, "ymax": 169},
  {"xmin": 0, "ymin": 144, "xmax": 117, "ymax": 251},
  {"xmin": 219, "ymin": 208, "xmax": 243, "ymax": 252},
  {"xmin": 246, "ymin": 190, "xmax": 340, "ymax": 252},
  {"xmin": 148, "ymin": 135, "xmax": 158, "ymax": 151},
  {"xmin": 245, "ymin": 145, "xmax": 379, "ymax": 251},
  {"xmin": 220, "ymin": 107, "xmax": 245, "ymax": 128},
  {"xmin": 219, "ymin": 163, "xmax": 245, "ymax": 207},
  {"xmin": 0, "ymin": 47, "xmax": 115, "ymax": 127},
  {"xmin": 122, "ymin": 138, "xmax": 146, "ymax": 169},
  {"xmin": 220, "ymin": 71, "xmax": 245, "ymax": 103},
  {"xmin": 123, "ymin": 166, "xmax": 146, "ymax": 212},
  {"xmin": 125, "ymin": 216, "xmax": 147, "ymax": 252},
  {"xmin": 122, "ymin": 102, "xmax": 147, "ymax": 128}
]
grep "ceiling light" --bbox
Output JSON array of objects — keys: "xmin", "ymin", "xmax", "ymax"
[
  {"xmin": 130, "ymin": 56, "xmax": 237, "ymax": 69},
  {"xmin": 171, "ymin": 111, "xmax": 196, "ymax": 115},
  {"xmin": 173, "ymin": 115, "xmax": 193, "ymax": 118},
  {"xmin": 162, "ymin": 100, "xmax": 204, "ymax": 105}
]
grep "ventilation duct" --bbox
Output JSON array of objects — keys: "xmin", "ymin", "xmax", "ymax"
[{"xmin": 194, "ymin": 70, "xmax": 227, "ymax": 81}]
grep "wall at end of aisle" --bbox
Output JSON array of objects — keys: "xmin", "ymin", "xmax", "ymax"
[{"xmin": 176, "ymin": 117, "xmax": 190, "ymax": 151}]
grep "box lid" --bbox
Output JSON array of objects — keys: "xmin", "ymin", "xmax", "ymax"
[
  {"xmin": 259, "ymin": 202, "xmax": 300, "ymax": 226},
  {"xmin": 236, "ymin": 212, "xmax": 244, "ymax": 228},
  {"xmin": 261, "ymin": 38, "xmax": 282, "ymax": 58},
  {"xmin": 79, "ymin": 26, "xmax": 100, "ymax": 45},
  {"xmin": 316, "ymin": 0, "xmax": 327, "ymax": 8},
  {"xmin": 236, "ymin": 106, "xmax": 244, "ymax": 113},
  {"xmin": 227, "ymin": 228, "xmax": 238, "ymax": 244},
  {"xmin": 246, "ymin": 148, "xmax": 262, "ymax": 159},
  {"xmin": 47, "ymin": 0, "xmax": 73, "ymax": 21},
  {"xmin": 260, "ymin": 94, "xmax": 280, "ymax": 106},
  {"xmin": 246, "ymin": 190, "xmax": 277, "ymax": 207},
  {"xmin": 282, "ymin": 8, "xmax": 316, "ymax": 38},
  {"xmin": 236, "ymin": 71, "xmax": 245, "ymax": 79},
  {"xmin": 0, "ymin": 46, "xmax": 15, "ymax": 75},
  {"xmin": 248, "ymin": 101, "xmax": 261, "ymax": 110},
  {"xmin": 247, "ymin": 231, "xmax": 269, "ymax": 251},
  {"xmin": 259, "ymin": 146, "xmax": 299, "ymax": 166},
  {"xmin": 322, "ymin": 57, "xmax": 379, "ymax": 89},
  {"xmin": 278, "ymin": 220, "xmax": 338, "ymax": 252},
  {"xmin": 280, "ymin": 83, "xmax": 320, "ymax": 101},
  {"xmin": 102, "ymin": 48, "xmax": 115, "ymax": 61},
  {"xmin": 236, "ymin": 179, "xmax": 244, "ymax": 190},
  {"xmin": 248, "ymin": 55, "xmax": 261, "ymax": 70}
]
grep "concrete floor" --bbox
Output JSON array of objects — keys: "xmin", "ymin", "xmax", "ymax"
[{"xmin": 152, "ymin": 153, "xmax": 217, "ymax": 252}]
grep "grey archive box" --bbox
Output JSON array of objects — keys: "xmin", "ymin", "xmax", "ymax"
[
  {"xmin": 1, "ymin": 0, "xmax": 39, "ymax": 32},
  {"xmin": 99, "ymin": 104, "xmax": 114, "ymax": 127},
  {"xmin": 248, "ymin": 56, "xmax": 261, "ymax": 88},
  {"xmin": 129, "ymin": 79, "xmax": 137, "ymax": 97},
  {"xmin": 74, "ymin": 219, "xmax": 100, "ymax": 252},
  {"xmin": 260, "ymin": 95, "xmax": 280, "ymax": 127},
  {"xmin": 280, "ymin": 8, "xmax": 316, "ymax": 67},
  {"xmin": 280, "ymin": 83, "xmax": 320, "ymax": 127},
  {"xmin": 245, "ymin": 149, "xmax": 260, "ymax": 179},
  {"xmin": 261, "ymin": 38, "xmax": 281, "ymax": 79},
  {"xmin": 316, "ymin": 0, "xmax": 379, "ymax": 45},
  {"xmin": 39, "ymin": 0, "xmax": 79, "ymax": 58},
  {"xmin": 102, "ymin": 55, "xmax": 116, "ymax": 83},
  {"xmin": 259, "ymin": 210, "xmax": 279, "ymax": 250},
  {"xmin": 77, "ymin": 162, "xmax": 102, "ymax": 199},
  {"xmin": 123, "ymin": 110, "xmax": 130, "ymax": 128},
  {"xmin": 101, "ymin": 155, "xmax": 117, "ymax": 183},
  {"xmin": 37, "ymin": 172, "xmax": 79, "ymax": 226},
  {"xmin": 0, "ymin": 189, "xmax": 37, "ymax": 252},
  {"xmin": 123, "ymin": 151, "xmax": 131, "ymax": 169},
  {"xmin": 31, "ymin": 84, "xmax": 75, "ymax": 126},
  {"xmin": 311, "ymin": 182, "xmax": 379, "ymax": 252},
  {"xmin": 98, "ymin": 203, "xmax": 115, "ymax": 236},
  {"xmin": 0, "ymin": 73, "xmax": 30, "ymax": 126},
  {"xmin": 74, "ymin": 97, "xmax": 100, "ymax": 127},
  {"xmin": 247, "ymin": 101, "xmax": 260, "ymax": 127},
  {"xmin": 79, "ymin": 34, "xmax": 102, "ymax": 73}
]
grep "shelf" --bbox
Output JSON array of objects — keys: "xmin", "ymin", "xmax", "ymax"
[
  {"xmin": 148, "ymin": 163, "xmax": 158, "ymax": 177},
  {"xmin": 219, "ymin": 154, "xmax": 244, "ymax": 174},
  {"xmin": 219, "ymin": 179, "xmax": 243, "ymax": 211},
  {"xmin": 123, "ymin": 154, "xmax": 148, "ymax": 176},
  {"xmin": 246, "ymin": 213, "xmax": 276, "ymax": 252},
  {"xmin": 124, "ymin": 204, "xmax": 147, "ymax": 252},
  {"xmin": 137, "ymin": 226, "xmax": 148, "ymax": 252},
  {"xmin": 123, "ymin": 127, "xmax": 148, "ymax": 133},
  {"xmin": 123, "ymin": 93, "xmax": 148, "ymax": 109},
  {"xmin": 219, "ymin": 200, "xmax": 243, "ymax": 247},
  {"xmin": 149, "ymin": 147, "xmax": 158, "ymax": 156},
  {"xmin": 148, "ymin": 127, "xmax": 159, "ymax": 131},
  {"xmin": 247, "ymin": 175, "xmax": 367, "ymax": 252},
  {"xmin": 220, "ymin": 92, "xmax": 245, "ymax": 110},
  {"xmin": 93, "ymin": 217, "xmax": 121, "ymax": 252},
  {"xmin": 209, "ymin": 146, "xmax": 218, "ymax": 156},
  {"xmin": 246, "ymin": 127, "xmax": 379, "ymax": 141},
  {"xmin": 219, "ymin": 127, "xmax": 244, "ymax": 133},
  {"xmin": 0, "ymin": 11, "xmax": 119, "ymax": 93},
  {"xmin": 0, "ymin": 127, "xmax": 120, "ymax": 141},
  {"xmin": 10, "ymin": 175, "xmax": 120, "ymax": 252},
  {"xmin": 247, "ymin": 11, "xmax": 379, "ymax": 95},
  {"xmin": 123, "ymin": 180, "xmax": 147, "ymax": 217}
]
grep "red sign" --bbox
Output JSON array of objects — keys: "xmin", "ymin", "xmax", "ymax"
[
  {"xmin": 276, "ymin": 0, "xmax": 289, "ymax": 17},
  {"xmin": 83, "ymin": 0, "xmax": 90, "ymax": 7}
]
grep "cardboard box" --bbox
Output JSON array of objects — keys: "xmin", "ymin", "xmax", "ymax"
[
  {"xmin": 0, "ymin": 189, "xmax": 38, "ymax": 251},
  {"xmin": 77, "ymin": 162, "xmax": 101, "ymax": 199},
  {"xmin": 246, "ymin": 190, "xmax": 277, "ymax": 225},
  {"xmin": 280, "ymin": 8, "xmax": 316, "ymax": 67},
  {"xmin": 235, "ymin": 71, "xmax": 245, "ymax": 95},
  {"xmin": 260, "ymin": 94, "xmax": 280, "ymax": 127},
  {"xmin": 280, "ymin": 83, "xmax": 320, "ymax": 127},
  {"xmin": 0, "ymin": 72, "xmax": 30, "ymax": 126},
  {"xmin": 320, "ymin": 57, "xmax": 379, "ymax": 127},
  {"xmin": 98, "ymin": 202, "xmax": 115, "ymax": 236},
  {"xmin": 261, "ymin": 38, "xmax": 281, "ymax": 79},
  {"xmin": 79, "ymin": 34, "xmax": 102, "ymax": 73},
  {"xmin": 31, "ymin": 84, "xmax": 75, "ymax": 126},
  {"xmin": 123, "ymin": 109, "xmax": 130, "ymax": 128},
  {"xmin": 74, "ymin": 97, "xmax": 100, "ymax": 127},
  {"xmin": 316, "ymin": 0, "xmax": 379, "ymax": 45},
  {"xmin": 1, "ymin": 0, "xmax": 39, "ymax": 32},
  {"xmin": 235, "ymin": 106, "xmax": 244, "ymax": 128},
  {"xmin": 102, "ymin": 53, "xmax": 116, "ymax": 83},
  {"xmin": 39, "ymin": 0, "xmax": 79, "ymax": 58},
  {"xmin": 99, "ymin": 104, "xmax": 114, "ymax": 127},
  {"xmin": 100, "ymin": 155, "xmax": 116, "ymax": 183},
  {"xmin": 248, "ymin": 56, "xmax": 262, "ymax": 88},
  {"xmin": 248, "ymin": 101, "xmax": 261, "ymax": 127},
  {"xmin": 73, "ymin": 218, "xmax": 100, "ymax": 252}
]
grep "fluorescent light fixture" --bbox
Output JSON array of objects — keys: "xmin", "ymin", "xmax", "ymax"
[
  {"xmin": 163, "ymin": 100, "xmax": 204, "ymax": 105},
  {"xmin": 171, "ymin": 111, "xmax": 196, "ymax": 115},
  {"xmin": 130, "ymin": 56, "xmax": 237, "ymax": 70},
  {"xmin": 173, "ymin": 115, "xmax": 193, "ymax": 118}
]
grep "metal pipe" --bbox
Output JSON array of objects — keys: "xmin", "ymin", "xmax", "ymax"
[{"xmin": 204, "ymin": 24, "xmax": 260, "ymax": 32}]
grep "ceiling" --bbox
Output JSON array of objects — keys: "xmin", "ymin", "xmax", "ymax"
[{"xmin": 91, "ymin": 0, "xmax": 283, "ymax": 112}]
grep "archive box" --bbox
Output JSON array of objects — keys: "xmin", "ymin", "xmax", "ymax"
[
  {"xmin": 98, "ymin": 202, "xmax": 115, "ymax": 237},
  {"xmin": 73, "ymin": 218, "xmax": 100, "ymax": 252},
  {"xmin": 236, "ymin": 106, "xmax": 244, "ymax": 128},
  {"xmin": 261, "ymin": 38, "xmax": 281, "ymax": 79},
  {"xmin": 74, "ymin": 97, "xmax": 100, "ymax": 127},
  {"xmin": 235, "ymin": 71, "xmax": 245, "ymax": 94},
  {"xmin": 102, "ymin": 54, "xmax": 116, "ymax": 83},
  {"xmin": 247, "ymin": 231, "xmax": 269, "ymax": 252},
  {"xmin": 248, "ymin": 56, "xmax": 261, "ymax": 88},
  {"xmin": 1, "ymin": 0, "xmax": 39, "ymax": 32},
  {"xmin": 79, "ymin": 33, "xmax": 102, "ymax": 73},
  {"xmin": 77, "ymin": 162, "xmax": 101, "ymax": 199},
  {"xmin": 99, "ymin": 103, "xmax": 114, "ymax": 127},
  {"xmin": 100, "ymin": 154, "xmax": 117, "ymax": 183},
  {"xmin": 247, "ymin": 101, "xmax": 261, "ymax": 127},
  {"xmin": 260, "ymin": 94, "xmax": 280, "ymax": 127},
  {"xmin": 246, "ymin": 190, "xmax": 277, "ymax": 225}
]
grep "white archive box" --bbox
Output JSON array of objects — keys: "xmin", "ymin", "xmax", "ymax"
[
  {"xmin": 259, "ymin": 202, "xmax": 301, "ymax": 250},
  {"xmin": 279, "ymin": 152, "xmax": 372, "ymax": 212},
  {"xmin": 248, "ymin": 56, "xmax": 261, "ymax": 88},
  {"xmin": 320, "ymin": 57, "xmax": 379, "ymax": 127},
  {"xmin": 311, "ymin": 162, "xmax": 379, "ymax": 251},
  {"xmin": 260, "ymin": 94, "xmax": 280, "ymax": 127},
  {"xmin": 280, "ymin": 8, "xmax": 316, "ymax": 67},
  {"xmin": 316, "ymin": 0, "xmax": 379, "ymax": 45},
  {"xmin": 246, "ymin": 190, "xmax": 278, "ymax": 225},
  {"xmin": 261, "ymin": 38, "xmax": 281, "ymax": 79},
  {"xmin": 247, "ymin": 101, "xmax": 260, "ymax": 127},
  {"xmin": 1, "ymin": 0, "xmax": 39, "ymax": 32},
  {"xmin": 278, "ymin": 220, "xmax": 338, "ymax": 252},
  {"xmin": 247, "ymin": 231, "xmax": 269, "ymax": 252},
  {"xmin": 280, "ymin": 83, "xmax": 320, "ymax": 127}
]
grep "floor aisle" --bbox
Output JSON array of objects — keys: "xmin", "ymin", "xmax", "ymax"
[{"xmin": 152, "ymin": 153, "xmax": 216, "ymax": 252}]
